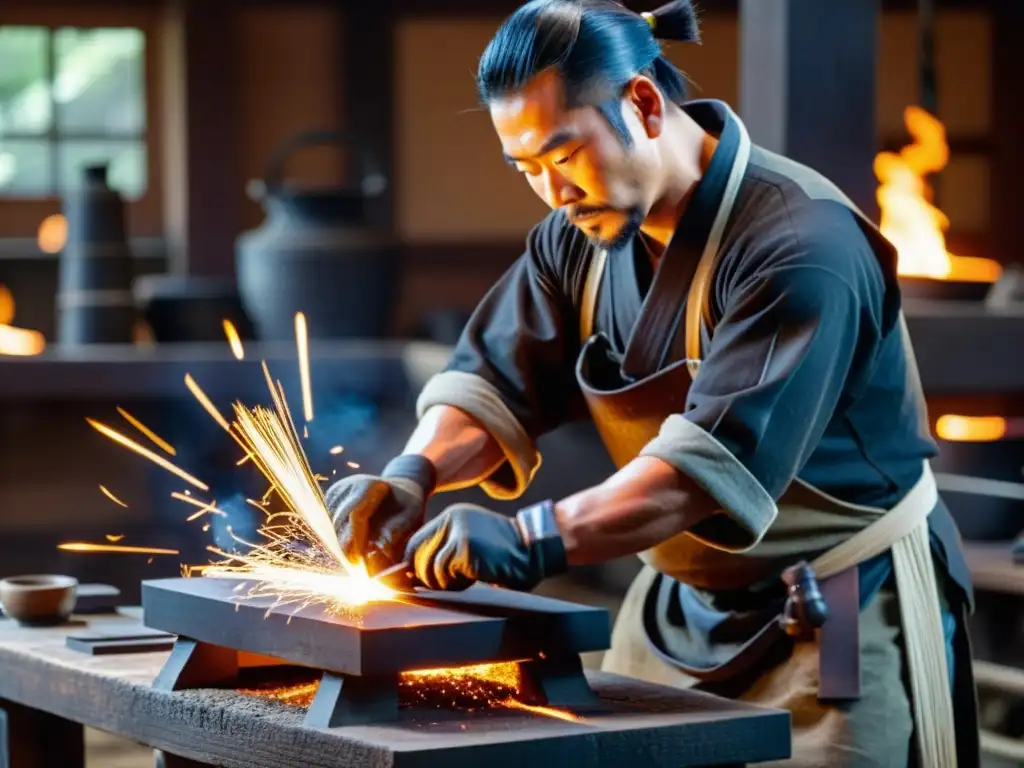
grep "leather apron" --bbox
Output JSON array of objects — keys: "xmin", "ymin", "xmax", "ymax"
[{"xmin": 573, "ymin": 108, "xmax": 978, "ymax": 767}]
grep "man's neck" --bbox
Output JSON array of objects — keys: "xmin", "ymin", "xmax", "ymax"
[{"xmin": 638, "ymin": 110, "xmax": 719, "ymax": 264}]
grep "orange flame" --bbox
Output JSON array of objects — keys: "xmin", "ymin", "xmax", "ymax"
[
  {"xmin": 935, "ymin": 414, "xmax": 1006, "ymax": 442},
  {"xmin": 37, "ymin": 215, "xmax": 67, "ymax": 254},
  {"xmin": 0, "ymin": 284, "xmax": 45, "ymax": 356},
  {"xmin": 875, "ymin": 106, "xmax": 1001, "ymax": 283}
]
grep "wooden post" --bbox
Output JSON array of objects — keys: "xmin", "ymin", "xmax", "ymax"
[
  {"xmin": 341, "ymin": 1, "xmax": 396, "ymax": 232},
  {"xmin": 990, "ymin": 0, "xmax": 1024, "ymax": 267},
  {"xmin": 160, "ymin": 0, "xmax": 241, "ymax": 278},
  {"xmin": 0, "ymin": 698, "xmax": 84, "ymax": 768},
  {"xmin": 738, "ymin": 0, "xmax": 881, "ymax": 220}
]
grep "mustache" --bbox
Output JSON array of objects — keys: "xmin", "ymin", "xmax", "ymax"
[{"xmin": 569, "ymin": 204, "xmax": 616, "ymax": 221}]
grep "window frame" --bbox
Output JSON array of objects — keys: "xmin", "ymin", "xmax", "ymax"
[{"xmin": 0, "ymin": 20, "xmax": 151, "ymax": 202}]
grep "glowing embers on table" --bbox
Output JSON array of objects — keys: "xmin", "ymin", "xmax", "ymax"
[{"xmin": 238, "ymin": 661, "xmax": 583, "ymax": 723}]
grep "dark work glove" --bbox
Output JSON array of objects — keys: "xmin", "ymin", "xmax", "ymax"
[
  {"xmin": 326, "ymin": 454, "xmax": 436, "ymax": 574},
  {"xmin": 403, "ymin": 500, "xmax": 568, "ymax": 591}
]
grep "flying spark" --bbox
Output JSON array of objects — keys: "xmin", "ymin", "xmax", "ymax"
[
  {"xmin": 59, "ymin": 543, "xmax": 179, "ymax": 556},
  {"xmin": 295, "ymin": 312, "xmax": 314, "ymax": 423},
  {"xmin": 184, "ymin": 374, "xmax": 231, "ymax": 431},
  {"xmin": 105, "ymin": 534, "xmax": 125, "ymax": 542},
  {"xmin": 86, "ymin": 418, "xmax": 208, "ymax": 491},
  {"xmin": 329, "ymin": 445, "xmax": 344, "ymax": 455},
  {"xmin": 170, "ymin": 491, "xmax": 227, "ymax": 521},
  {"xmin": 197, "ymin": 361, "xmax": 395, "ymax": 612},
  {"xmin": 116, "ymin": 407, "xmax": 177, "ymax": 456},
  {"xmin": 99, "ymin": 485, "xmax": 128, "ymax": 507},
  {"xmin": 223, "ymin": 319, "xmax": 244, "ymax": 360}
]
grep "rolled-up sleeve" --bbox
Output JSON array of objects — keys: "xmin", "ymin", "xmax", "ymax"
[
  {"xmin": 416, "ymin": 213, "xmax": 587, "ymax": 500},
  {"xmin": 641, "ymin": 260, "xmax": 875, "ymax": 552}
]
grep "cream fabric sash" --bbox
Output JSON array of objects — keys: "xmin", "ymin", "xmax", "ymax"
[{"xmin": 577, "ymin": 102, "xmax": 956, "ymax": 766}]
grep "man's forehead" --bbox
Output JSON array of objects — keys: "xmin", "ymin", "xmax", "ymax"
[{"xmin": 489, "ymin": 71, "xmax": 571, "ymax": 155}]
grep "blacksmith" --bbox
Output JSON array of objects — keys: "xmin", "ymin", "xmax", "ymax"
[{"xmin": 326, "ymin": 2, "xmax": 978, "ymax": 765}]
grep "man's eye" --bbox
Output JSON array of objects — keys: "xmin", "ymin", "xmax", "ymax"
[{"xmin": 555, "ymin": 147, "xmax": 581, "ymax": 165}]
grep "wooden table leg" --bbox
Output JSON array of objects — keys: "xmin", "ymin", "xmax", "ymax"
[
  {"xmin": 155, "ymin": 750, "xmax": 216, "ymax": 767},
  {"xmin": 0, "ymin": 698, "xmax": 84, "ymax": 768}
]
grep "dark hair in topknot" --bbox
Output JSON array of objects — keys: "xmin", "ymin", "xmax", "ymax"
[{"xmin": 476, "ymin": 1, "xmax": 700, "ymax": 144}]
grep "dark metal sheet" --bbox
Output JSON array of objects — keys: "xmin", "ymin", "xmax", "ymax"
[{"xmin": 142, "ymin": 577, "xmax": 611, "ymax": 677}]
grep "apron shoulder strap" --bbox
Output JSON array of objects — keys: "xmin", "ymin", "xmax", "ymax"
[
  {"xmin": 578, "ymin": 105, "xmax": 752, "ymax": 374},
  {"xmin": 579, "ymin": 248, "xmax": 608, "ymax": 345},
  {"xmin": 683, "ymin": 123, "xmax": 752, "ymax": 377}
]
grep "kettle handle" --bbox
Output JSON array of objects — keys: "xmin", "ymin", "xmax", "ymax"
[{"xmin": 262, "ymin": 129, "xmax": 387, "ymax": 198}]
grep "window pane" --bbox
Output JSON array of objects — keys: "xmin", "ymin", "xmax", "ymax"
[
  {"xmin": 0, "ymin": 140, "xmax": 52, "ymax": 196},
  {"xmin": 54, "ymin": 28, "xmax": 145, "ymax": 135},
  {"xmin": 59, "ymin": 140, "xmax": 145, "ymax": 199},
  {"xmin": 0, "ymin": 27, "xmax": 52, "ymax": 135}
]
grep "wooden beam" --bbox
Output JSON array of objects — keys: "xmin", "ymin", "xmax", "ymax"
[
  {"xmin": 380, "ymin": 0, "xmax": 990, "ymax": 14},
  {"xmin": 990, "ymin": 0, "xmax": 1024, "ymax": 266},
  {"xmin": 341, "ymin": 2, "xmax": 396, "ymax": 230},
  {"xmin": 0, "ymin": 0, "xmax": 994, "ymax": 11},
  {"xmin": 160, "ymin": 0, "xmax": 241, "ymax": 278},
  {"xmin": 738, "ymin": 0, "xmax": 881, "ymax": 219}
]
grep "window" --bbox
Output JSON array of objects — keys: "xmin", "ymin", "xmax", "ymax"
[{"xmin": 0, "ymin": 26, "xmax": 146, "ymax": 199}]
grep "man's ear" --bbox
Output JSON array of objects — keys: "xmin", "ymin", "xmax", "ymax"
[{"xmin": 625, "ymin": 74, "xmax": 665, "ymax": 139}]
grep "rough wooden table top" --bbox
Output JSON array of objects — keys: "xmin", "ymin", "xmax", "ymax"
[{"xmin": 0, "ymin": 609, "xmax": 791, "ymax": 768}]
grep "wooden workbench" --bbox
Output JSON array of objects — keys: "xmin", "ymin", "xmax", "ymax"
[{"xmin": 0, "ymin": 609, "xmax": 790, "ymax": 767}]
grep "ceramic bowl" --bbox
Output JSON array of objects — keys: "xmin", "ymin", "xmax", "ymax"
[{"xmin": 0, "ymin": 574, "xmax": 79, "ymax": 625}]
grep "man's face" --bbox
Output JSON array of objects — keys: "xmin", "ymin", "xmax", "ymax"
[{"xmin": 489, "ymin": 69, "xmax": 661, "ymax": 250}]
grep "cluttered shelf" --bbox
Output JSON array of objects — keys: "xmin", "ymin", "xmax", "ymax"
[
  {"xmin": 0, "ymin": 300, "xmax": 1020, "ymax": 399},
  {"xmin": 0, "ymin": 340, "xmax": 452, "ymax": 400}
]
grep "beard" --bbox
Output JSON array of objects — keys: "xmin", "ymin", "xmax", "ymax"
[{"xmin": 573, "ymin": 205, "xmax": 645, "ymax": 252}]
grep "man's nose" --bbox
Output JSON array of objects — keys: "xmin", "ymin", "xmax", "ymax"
[{"xmin": 544, "ymin": 169, "xmax": 583, "ymax": 208}]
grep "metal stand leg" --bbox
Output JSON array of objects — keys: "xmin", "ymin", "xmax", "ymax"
[
  {"xmin": 518, "ymin": 654, "xmax": 600, "ymax": 710},
  {"xmin": 304, "ymin": 671, "xmax": 399, "ymax": 728},
  {"xmin": 152, "ymin": 637, "xmax": 240, "ymax": 691}
]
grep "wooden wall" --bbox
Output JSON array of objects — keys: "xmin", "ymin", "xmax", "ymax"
[
  {"xmin": 0, "ymin": 6, "xmax": 995, "ymax": 237},
  {"xmin": 0, "ymin": 3, "xmax": 1005, "ymax": 334}
]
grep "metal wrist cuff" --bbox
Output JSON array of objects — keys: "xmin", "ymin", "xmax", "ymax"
[{"xmin": 515, "ymin": 499, "xmax": 568, "ymax": 578}]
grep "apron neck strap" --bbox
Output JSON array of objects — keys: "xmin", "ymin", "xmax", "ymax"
[{"xmin": 577, "ymin": 106, "xmax": 753, "ymax": 377}]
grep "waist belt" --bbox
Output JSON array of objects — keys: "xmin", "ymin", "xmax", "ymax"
[
  {"xmin": 645, "ymin": 462, "xmax": 956, "ymax": 767},
  {"xmin": 788, "ymin": 462, "xmax": 955, "ymax": 767}
]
